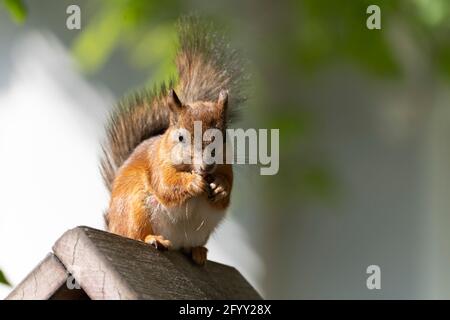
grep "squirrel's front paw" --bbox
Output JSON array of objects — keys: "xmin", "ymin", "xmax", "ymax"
[
  {"xmin": 208, "ymin": 175, "xmax": 230, "ymax": 203},
  {"xmin": 187, "ymin": 173, "xmax": 208, "ymax": 196}
]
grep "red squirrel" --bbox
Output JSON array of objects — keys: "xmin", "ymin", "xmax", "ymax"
[{"xmin": 100, "ymin": 16, "xmax": 246, "ymax": 265}]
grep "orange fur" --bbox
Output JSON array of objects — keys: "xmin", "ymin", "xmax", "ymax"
[{"xmin": 105, "ymin": 96, "xmax": 233, "ymax": 265}]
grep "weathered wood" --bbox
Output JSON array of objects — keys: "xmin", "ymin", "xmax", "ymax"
[
  {"xmin": 6, "ymin": 226, "xmax": 261, "ymax": 300},
  {"xmin": 53, "ymin": 226, "xmax": 261, "ymax": 300},
  {"xmin": 6, "ymin": 253, "xmax": 68, "ymax": 300}
]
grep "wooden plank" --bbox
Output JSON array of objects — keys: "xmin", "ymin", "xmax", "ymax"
[
  {"xmin": 53, "ymin": 226, "xmax": 261, "ymax": 300},
  {"xmin": 5, "ymin": 253, "xmax": 68, "ymax": 300},
  {"xmin": 52, "ymin": 227, "xmax": 139, "ymax": 299},
  {"xmin": 164, "ymin": 251, "xmax": 262, "ymax": 299}
]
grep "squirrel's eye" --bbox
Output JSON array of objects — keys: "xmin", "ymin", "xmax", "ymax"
[{"xmin": 178, "ymin": 135, "xmax": 184, "ymax": 142}]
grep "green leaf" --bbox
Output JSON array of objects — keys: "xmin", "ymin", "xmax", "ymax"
[
  {"xmin": 413, "ymin": 0, "xmax": 449, "ymax": 27},
  {"xmin": 72, "ymin": 6, "xmax": 124, "ymax": 73},
  {"xmin": 3, "ymin": 0, "xmax": 27, "ymax": 24},
  {"xmin": 0, "ymin": 269, "xmax": 11, "ymax": 286},
  {"xmin": 131, "ymin": 24, "xmax": 178, "ymax": 85}
]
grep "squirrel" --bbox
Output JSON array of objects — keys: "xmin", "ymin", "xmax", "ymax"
[{"xmin": 100, "ymin": 16, "xmax": 246, "ymax": 265}]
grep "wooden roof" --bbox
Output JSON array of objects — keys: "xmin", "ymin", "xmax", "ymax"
[{"xmin": 6, "ymin": 226, "xmax": 261, "ymax": 300}]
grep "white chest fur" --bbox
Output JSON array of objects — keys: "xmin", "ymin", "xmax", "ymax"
[{"xmin": 146, "ymin": 195, "xmax": 226, "ymax": 250}]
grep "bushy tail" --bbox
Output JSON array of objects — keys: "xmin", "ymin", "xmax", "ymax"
[
  {"xmin": 175, "ymin": 15, "xmax": 246, "ymax": 120},
  {"xmin": 100, "ymin": 15, "xmax": 246, "ymax": 191}
]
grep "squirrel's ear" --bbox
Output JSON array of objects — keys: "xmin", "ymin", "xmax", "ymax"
[
  {"xmin": 217, "ymin": 90, "xmax": 229, "ymax": 128},
  {"xmin": 168, "ymin": 89, "xmax": 183, "ymax": 114},
  {"xmin": 217, "ymin": 89, "xmax": 228, "ymax": 112}
]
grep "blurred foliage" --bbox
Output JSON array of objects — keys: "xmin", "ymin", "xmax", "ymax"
[
  {"xmin": 258, "ymin": 0, "xmax": 450, "ymax": 203},
  {"xmin": 290, "ymin": 0, "xmax": 450, "ymax": 79},
  {"xmin": 2, "ymin": 0, "xmax": 27, "ymax": 24},
  {"xmin": 265, "ymin": 109, "xmax": 337, "ymax": 204},
  {"xmin": 67, "ymin": 0, "xmax": 450, "ymax": 80},
  {"xmin": 414, "ymin": 0, "xmax": 450, "ymax": 27},
  {"xmin": 72, "ymin": 0, "xmax": 182, "ymax": 85},
  {"xmin": 266, "ymin": 110, "xmax": 336, "ymax": 201},
  {"xmin": 2, "ymin": 0, "xmax": 450, "ymax": 86},
  {"xmin": 289, "ymin": 0, "xmax": 399, "ymax": 77},
  {"xmin": 0, "ymin": 269, "xmax": 10, "ymax": 286}
]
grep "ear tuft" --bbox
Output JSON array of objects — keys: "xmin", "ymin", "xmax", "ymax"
[
  {"xmin": 217, "ymin": 90, "xmax": 229, "ymax": 127},
  {"xmin": 168, "ymin": 89, "xmax": 182, "ymax": 113},
  {"xmin": 218, "ymin": 89, "xmax": 228, "ymax": 115},
  {"xmin": 218, "ymin": 90, "xmax": 228, "ymax": 107}
]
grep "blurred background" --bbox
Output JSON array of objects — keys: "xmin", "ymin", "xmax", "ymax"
[{"xmin": 1, "ymin": 0, "xmax": 450, "ymax": 299}]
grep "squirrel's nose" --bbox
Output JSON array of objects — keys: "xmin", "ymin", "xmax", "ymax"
[{"xmin": 196, "ymin": 163, "xmax": 216, "ymax": 175}]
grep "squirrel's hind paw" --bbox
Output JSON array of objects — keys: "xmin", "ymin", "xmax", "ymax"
[
  {"xmin": 191, "ymin": 246, "xmax": 208, "ymax": 266},
  {"xmin": 144, "ymin": 234, "xmax": 172, "ymax": 251}
]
